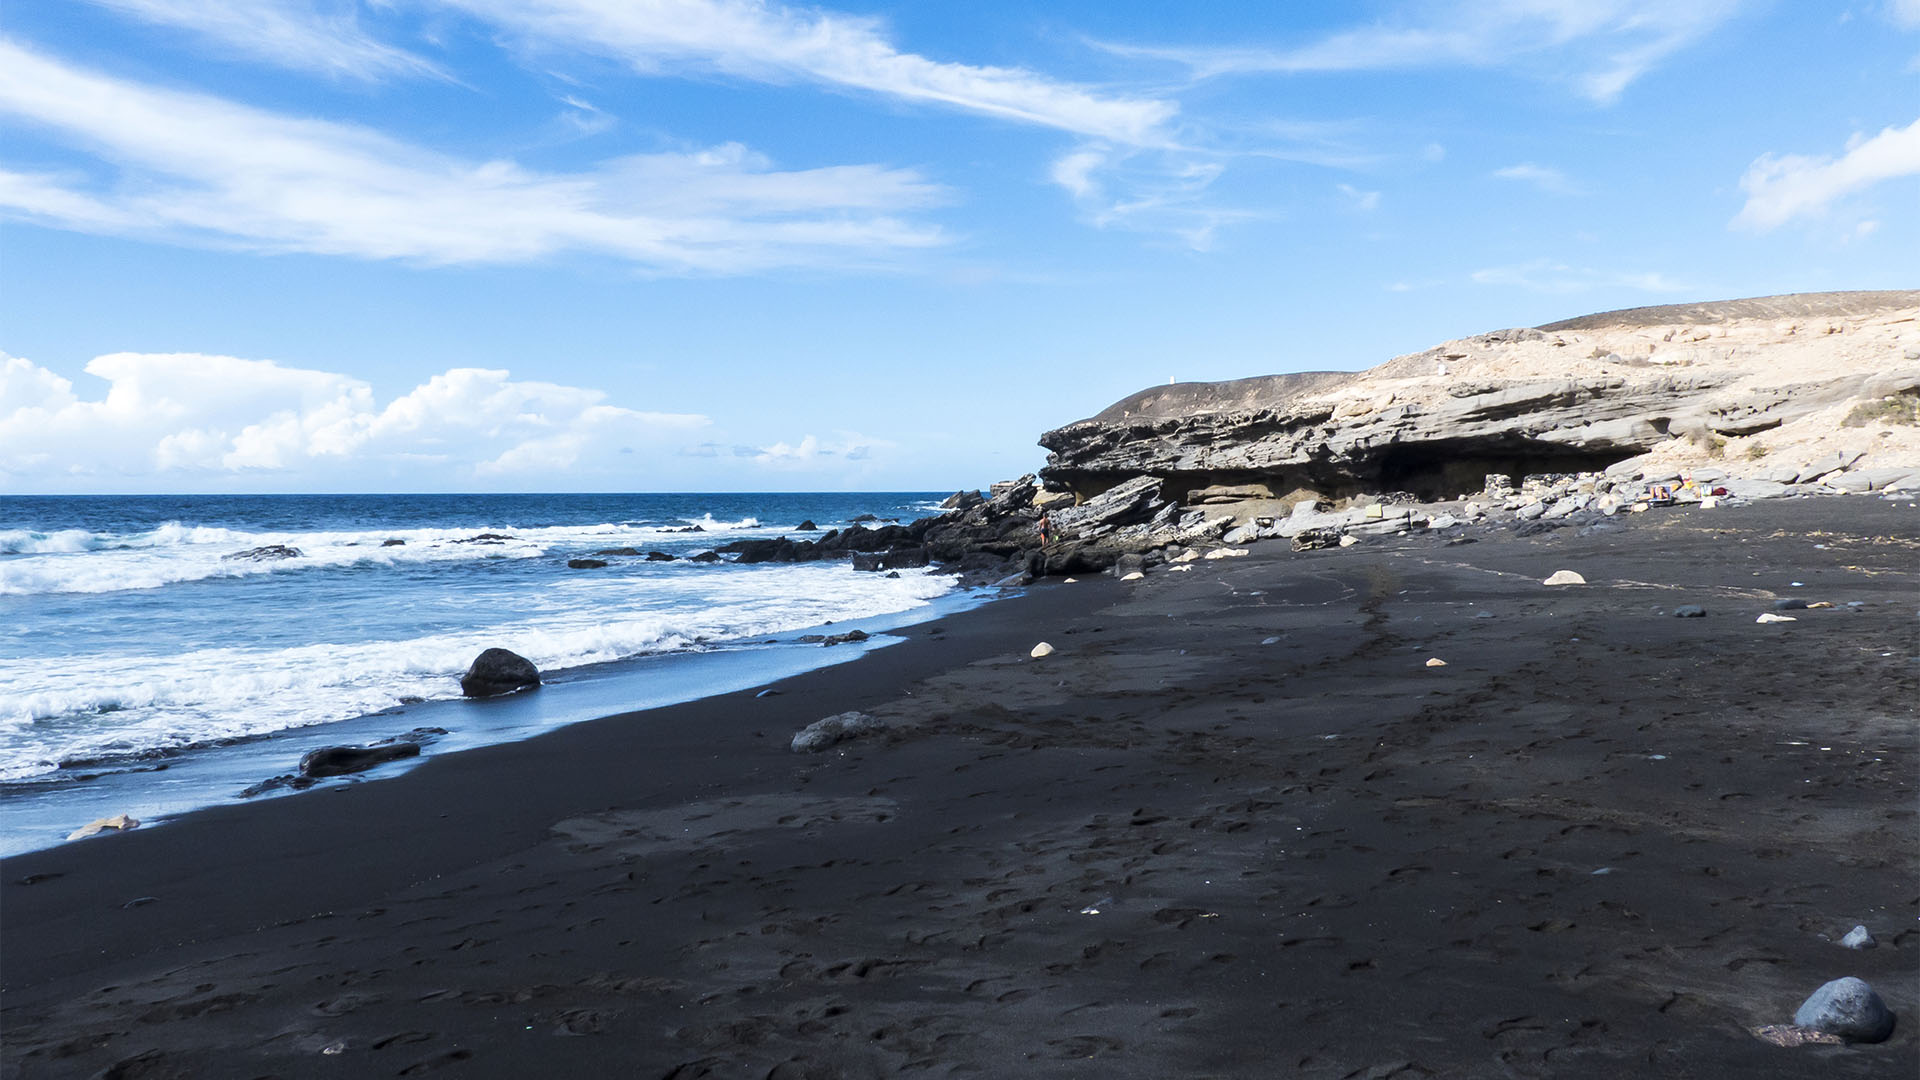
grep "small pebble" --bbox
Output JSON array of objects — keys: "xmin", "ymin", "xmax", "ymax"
[
  {"xmin": 1673, "ymin": 605, "xmax": 1706, "ymax": 618},
  {"xmin": 1841, "ymin": 925, "xmax": 1876, "ymax": 950}
]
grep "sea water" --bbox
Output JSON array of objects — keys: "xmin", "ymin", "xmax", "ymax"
[{"xmin": 0, "ymin": 493, "xmax": 977, "ymax": 854}]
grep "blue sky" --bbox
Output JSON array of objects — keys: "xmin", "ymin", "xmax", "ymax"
[{"xmin": 2, "ymin": 0, "xmax": 1916, "ymax": 494}]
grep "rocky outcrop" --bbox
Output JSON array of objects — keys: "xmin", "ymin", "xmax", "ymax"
[
  {"xmin": 1039, "ymin": 291, "xmax": 1920, "ymax": 503},
  {"xmin": 224, "ymin": 545, "xmax": 302, "ymax": 561}
]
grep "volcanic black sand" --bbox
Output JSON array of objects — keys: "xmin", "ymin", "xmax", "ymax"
[{"xmin": 3, "ymin": 498, "xmax": 1915, "ymax": 1079}]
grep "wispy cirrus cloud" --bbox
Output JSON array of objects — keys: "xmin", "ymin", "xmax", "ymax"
[
  {"xmin": 0, "ymin": 351, "xmax": 709, "ymax": 487},
  {"xmin": 81, "ymin": 0, "xmax": 444, "ymax": 81},
  {"xmin": 1470, "ymin": 259, "xmax": 1688, "ymax": 294},
  {"xmin": 1092, "ymin": 0, "xmax": 1744, "ymax": 104},
  {"xmin": 1493, "ymin": 162, "xmax": 1581, "ymax": 194},
  {"xmin": 0, "ymin": 38, "xmax": 948, "ymax": 272},
  {"xmin": 1733, "ymin": 115, "xmax": 1920, "ymax": 230},
  {"xmin": 439, "ymin": 0, "xmax": 1177, "ymax": 145}
]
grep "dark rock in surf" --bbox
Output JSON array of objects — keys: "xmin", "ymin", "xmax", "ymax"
[
  {"xmin": 298, "ymin": 742, "xmax": 420, "ymax": 779},
  {"xmin": 689, "ymin": 551, "xmax": 721, "ymax": 563},
  {"xmin": 593, "ymin": 547, "xmax": 643, "ymax": 556},
  {"xmin": 381, "ymin": 539, "xmax": 406, "ymax": 547},
  {"xmin": 646, "ymin": 551, "xmax": 675, "ymax": 561},
  {"xmin": 460, "ymin": 648, "xmax": 541, "ymax": 697},
  {"xmin": 224, "ymin": 545, "xmax": 302, "ymax": 561},
  {"xmin": 795, "ymin": 520, "xmax": 819, "ymax": 531},
  {"xmin": 567, "ymin": 558, "xmax": 609, "ymax": 569}
]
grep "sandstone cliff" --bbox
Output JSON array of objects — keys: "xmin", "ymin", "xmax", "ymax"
[{"xmin": 1040, "ymin": 291, "xmax": 1920, "ymax": 503}]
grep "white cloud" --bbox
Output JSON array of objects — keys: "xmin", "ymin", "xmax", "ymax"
[
  {"xmin": 0, "ymin": 351, "xmax": 708, "ymax": 487},
  {"xmin": 1046, "ymin": 143, "xmax": 1264, "ymax": 251},
  {"xmin": 1337, "ymin": 183, "xmax": 1381, "ymax": 211},
  {"xmin": 82, "ymin": 0, "xmax": 444, "ymax": 81},
  {"xmin": 0, "ymin": 39, "xmax": 947, "ymax": 272},
  {"xmin": 1094, "ymin": 0, "xmax": 1743, "ymax": 104},
  {"xmin": 750, "ymin": 432, "xmax": 887, "ymax": 467},
  {"xmin": 1891, "ymin": 0, "xmax": 1920, "ymax": 29},
  {"xmin": 1733, "ymin": 116, "xmax": 1920, "ymax": 230},
  {"xmin": 1470, "ymin": 260, "xmax": 1688, "ymax": 294},
  {"xmin": 1492, "ymin": 163, "xmax": 1581, "ymax": 194},
  {"xmin": 439, "ymin": 0, "xmax": 1176, "ymax": 145}
]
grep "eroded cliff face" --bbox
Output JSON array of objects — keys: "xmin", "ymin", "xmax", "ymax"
[{"xmin": 1040, "ymin": 291, "xmax": 1920, "ymax": 503}]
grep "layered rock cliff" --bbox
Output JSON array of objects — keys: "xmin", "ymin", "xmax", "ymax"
[{"xmin": 1039, "ymin": 291, "xmax": 1920, "ymax": 503}]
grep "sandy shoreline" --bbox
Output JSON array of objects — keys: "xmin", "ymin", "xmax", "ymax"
[{"xmin": 3, "ymin": 497, "xmax": 1915, "ymax": 1078}]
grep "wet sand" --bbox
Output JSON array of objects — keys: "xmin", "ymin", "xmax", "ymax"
[{"xmin": 3, "ymin": 497, "xmax": 1915, "ymax": 1078}]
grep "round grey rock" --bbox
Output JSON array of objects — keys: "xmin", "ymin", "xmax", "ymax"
[
  {"xmin": 1673, "ymin": 605, "xmax": 1706, "ymax": 618},
  {"xmin": 1793, "ymin": 976, "xmax": 1895, "ymax": 1043}
]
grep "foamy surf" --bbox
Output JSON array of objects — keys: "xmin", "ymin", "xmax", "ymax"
[{"xmin": 0, "ymin": 493, "xmax": 966, "ymax": 786}]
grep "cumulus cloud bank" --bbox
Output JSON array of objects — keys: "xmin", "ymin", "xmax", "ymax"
[{"xmin": 0, "ymin": 351, "xmax": 708, "ymax": 489}]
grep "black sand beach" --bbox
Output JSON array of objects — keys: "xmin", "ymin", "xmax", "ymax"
[{"xmin": 3, "ymin": 497, "xmax": 1915, "ymax": 1078}]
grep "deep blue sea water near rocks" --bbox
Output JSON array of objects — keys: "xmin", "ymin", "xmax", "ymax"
[{"xmin": 0, "ymin": 493, "xmax": 979, "ymax": 854}]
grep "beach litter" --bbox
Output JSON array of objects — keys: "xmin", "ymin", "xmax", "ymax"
[
  {"xmin": 67, "ymin": 813, "xmax": 139, "ymax": 841},
  {"xmin": 1425, "ymin": 658, "xmax": 1448, "ymax": 667},
  {"xmin": 1749, "ymin": 1025, "xmax": 1845, "ymax": 1048},
  {"xmin": 1030, "ymin": 642, "xmax": 1055, "ymax": 658},
  {"xmin": 1543, "ymin": 570, "xmax": 1586, "ymax": 586},
  {"xmin": 1756, "ymin": 613, "xmax": 1798, "ymax": 624}
]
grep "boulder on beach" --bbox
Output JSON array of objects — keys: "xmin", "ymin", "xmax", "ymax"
[
  {"xmin": 299, "ymin": 742, "xmax": 421, "ymax": 778},
  {"xmin": 1792, "ymin": 976, "xmax": 1895, "ymax": 1043},
  {"xmin": 790, "ymin": 711, "xmax": 887, "ymax": 753},
  {"xmin": 460, "ymin": 648, "xmax": 541, "ymax": 697},
  {"xmin": 1543, "ymin": 570, "xmax": 1586, "ymax": 586}
]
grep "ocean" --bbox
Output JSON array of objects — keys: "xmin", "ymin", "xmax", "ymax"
[{"xmin": 0, "ymin": 493, "xmax": 979, "ymax": 854}]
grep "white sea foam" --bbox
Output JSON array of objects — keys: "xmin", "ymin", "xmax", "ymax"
[
  {"xmin": 0, "ymin": 516, "xmax": 779, "ymax": 596},
  {"xmin": 0, "ymin": 561, "xmax": 953, "ymax": 781}
]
